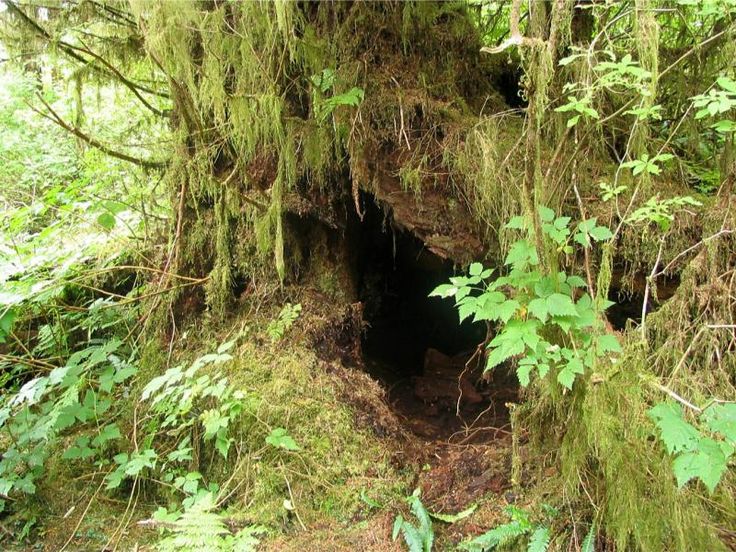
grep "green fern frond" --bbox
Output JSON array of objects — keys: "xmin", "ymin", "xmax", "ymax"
[
  {"xmin": 156, "ymin": 509, "xmax": 229, "ymax": 552},
  {"xmin": 527, "ymin": 526, "xmax": 550, "ymax": 552},
  {"xmin": 401, "ymin": 521, "xmax": 425, "ymax": 552},
  {"xmin": 581, "ymin": 523, "xmax": 596, "ymax": 552},
  {"xmin": 407, "ymin": 491, "xmax": 434, "ymax": 551},
  {"xmin": 227, "ymin": 524, "xmax": 268, "ymax": 552},
  {"xmin": 460, "ymin": 520, "xmax": 529, "ymax": 551}
]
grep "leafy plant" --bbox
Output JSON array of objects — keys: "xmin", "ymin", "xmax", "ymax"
[
  {"xmin": 598, "ymin": 182, "xmax": 628, "ymax": 202},
  {"xmin": 0, "ymin": 336, "xmax": 137, "ymax": 510},
  {"xmin": 265, "ymin": 427, "xmax": 300, "ymax": 451},
  {"xmin": 431, "ymin": 209, "xmax": 620, "ymax": 391},
  {"xmin": 266, "ymin": 303, "xmax": 302, "ymax": 341},
  {"xmin": 392, "ymin": 489, "xmax": 434, "ymax": 552},
  {"xmin": 621, "ymin": 153, "xmax": 675, "ymax": 176},
  {"xmin": 310, "ymin": 69, "xmax": 365, "ymax": 123},
  {"xmin": 155, "ymin": 492, "xmax": 267, "ymax": 552},
  {"xmin": 459, "ymin": 505, "xmax": 552, "ymax": 552},
  {"xmin": 648, "ymin": 401, "xmax": 735, "ymax": 493},
  {"xmin": 554, "ymin": 94, "xmax": 599, "ymax": 128},
  {"xmin": 691, "ymin": 77, "xmax": 736, "ymax": 133},
  {"xmin": 626, "ymin": 195, "xmax": 702, "ymax": 231}
]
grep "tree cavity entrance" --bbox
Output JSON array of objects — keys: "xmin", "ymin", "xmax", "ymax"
[{"xmin": 356, "ymin": 196, "xmax": 516, "ymax": 441}]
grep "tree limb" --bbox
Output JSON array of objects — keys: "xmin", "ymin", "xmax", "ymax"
[
  {"xmin": 5, "ymin": 0, "xmax": 170, "ymax": 105},
  {"xmin": 31, "ymin": 94, "xmax": 168, "ymax": 169}
]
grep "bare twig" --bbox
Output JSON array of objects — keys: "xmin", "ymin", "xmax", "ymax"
[
  {"xmin": 648, "ymin": 380, "xmax": 702, "ymax": 413},
  {"xmin": 641, "ymin": 236, "xmax": 666, "ymax": 336}
]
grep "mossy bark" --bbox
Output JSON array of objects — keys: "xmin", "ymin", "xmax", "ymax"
[{"xmin": 132, "ymin": 1, "xmax": 507, "ymax": 313}]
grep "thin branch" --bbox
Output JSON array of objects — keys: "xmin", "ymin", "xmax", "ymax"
[
  {"xmin": 648, "ymin": 380, "xmax": 702, "ymax": 413},
  {"xmin": 641, "ymin": 236, "xmax": 666, "ymax": 337},
  {"xmin": 5, "ymin": 0, "xmax": 169, "ymax": 101},
  {"xmin": 75, "ymin": 38, "xmax": 166, "ymax": 116},
  {"xmin": 30, "ymin": 94, "xmax": 168, "ymax": 169}
]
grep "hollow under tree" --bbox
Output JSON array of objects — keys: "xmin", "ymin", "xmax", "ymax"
[{"xmin": 2, "ymin": 1, "xmax": 735, "ymax": 549}]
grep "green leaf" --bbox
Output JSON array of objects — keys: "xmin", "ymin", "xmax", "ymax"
[
  {"xmin": 96, "ymin": 212, "xmax": 116, "ymax": 230},
  {"xmin": 201, "ymin": 409, "xmax": 229, "ymax": 440},
  {"xmin": 546, "ymin": 293, "xmax": 578, "ymax": 317},
  {"xmin": 702, "ymin": 403, "xmax": 736, "ymax": 444},
  {"xmin": 496, "ymin": 300, "xmax": 520, "ymax": 323},
  {"xmin": 596, "ymin": 334, "xmax": 622, "ymax": 354},
  {"xmin": 527, "ymin": 298, "xmax": 548, "ymax": 322},
  {"xmin": 62, "ymin": 437, "xmax": 96, "ymax": 460},
  {"xmin": 392, "ymin": 515, "xmax": 404, "ymax": 541},
  {"xmin": 527, "ymin": 526, "xmax": 550, "ymax": 552},
  {"xmin": 487, "ymin": 339, "xmax": 525, "ymax": 370},
  {"xmin": 557, "ymin": 357, "xmax": 584, "ymax": 389},
  {"xmin": 469, "ymin": 262, "xmax": 483, "ymax": 276},
  {"xmin": 459, "ymin": 520, "xmax": 528, "ymax": 550},
  {"xmin": 123, "ymin": 449, "xmax": 157, "ymax": 476},
  {"xmin": 91, "ymin": 423, "xmax": 122, "ymax": 448},
  {"xmin": 0, "ymin": 309, "xmax": 16, "ymax": 343},
  {"xmin": 672, "ymin": 438, "xmax": 728, "ymax": 493},
  {"xmin": 589, "ymin": 225, "xmax": 613, "ymax": 241},
  {"xmin": 505, "ymin": 240, "xmax": 538, "ymax": 268},
  {"xmin": 538, "ymin": 206, "xmax": 555, "ymax": 222},
  {"xmin": 517, "ymin": 363, "xmax": 533, "ymax": 387},
  {"xmin": 429, "ymin": 284, "xmax": 458, "ymax": 298},
  {"xmin": 648, "ymin": 403, "xmax": 700, "ymax": 454},
  {"xmin": 565, "ymin": 276, "xmax": 585, "ymax": 289},
  {"xmin": 581, "ymin": 523, "xmax": 596, "ymax": 552},
  {"xmin": 266, "ymin": 428, "xmax": 300, "ymax": 451},
  {"xmin": 430, "ymin": 503, "xmax": 477, "ymax": 524},
  {"xmin": 505, "ymin": 216, "xmax": 527, "ymax": 230}
]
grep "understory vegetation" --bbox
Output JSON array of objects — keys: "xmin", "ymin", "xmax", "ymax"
[{"xmin": 0, "ymin": 1, "xmax": 735, "ymax": 550}]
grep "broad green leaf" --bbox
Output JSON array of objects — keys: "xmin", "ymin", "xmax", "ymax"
[
  {"xmin": 505, "ymin": 240, "xmax": 539, "ymax": 268},
  {"xmin": 546, "ymin": 293, "xmax": 578, "ymax": 317},
  {"xmin": 266, "ymin": 428, "xmax": 300, "ymax": 451},
  {"xmin": 517, "ymin": 363, "xmax": 533, "ymax": 387},
  {"xmin": 92, "ymin": 423, "xmax": 122, "ymax": 447},
  {"xmin": 596, "ymin": 334, "xmax": 622, "ymax": 354},
  {"xmin": 672, "ymin": 438, "xmax": 727, "ymax": 493},
  {"xmin": 538, "ymin": 206, "xmax": 555, "ymax": 222},
  {"xmin": 589, "ymin": 225, "xmax": 613, "ymax": 241},
  {"xmin": 702, "ymin": 404, "xmax": 736, "ymax": 444},
  {"xmin": 96, "ymin": 212, "xmax": 116, "ymax": 230},
  {"xmin": 527, "ymin": 298, "xmax": 548, "ymax": 322},
  {"xmin": 496, "ymin": 300, "xmax": 520, "ymax": 323},
  {"xmin": 487, "ymin": 339, "xmax": 525, "ymax": 370},
  {"xmin": 648, "ymin": 403, "xmax": 700, "ymax": 454},
  {"xmin": 0, "ymin": 309, "xmax": 16, "ymax": 343},
  {"xmin": 429, "ymin": 284, "xmax": 458, "ymax": 298},
  {"xmin": 505, "ymin": 216, "xmax": 527, "ymax": 230}
]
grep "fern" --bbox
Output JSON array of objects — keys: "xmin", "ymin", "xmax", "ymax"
[
  {"xmin": 393, "ymin": 490, "xmax": 434, "ymax": 552},
  {"xmin": 581, "ymin": 523, "xmax": 596, "ymax": 552},
  {"xmin": 527, "ymin": 526, "xmax": 550, "ymax": 552},
  {"xmin": 459, "ymin": 520, "xmax": 529, "ymax": 551},
  {"xmin": 156, "ymin": 494, "xmax": 265, "ymax": 552},
  {"xmin": 408, "ymin": 490, "xmax": 434, "ymax": 551}
]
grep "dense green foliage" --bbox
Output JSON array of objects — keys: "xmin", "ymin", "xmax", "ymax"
[{"xmin": 0, "ymin": 0, "xmax": 735, "ymax": 550}]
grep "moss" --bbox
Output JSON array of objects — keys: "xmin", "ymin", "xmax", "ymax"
[{"xmin": 220, "ymin": 342, "xmax": 404, "ymax": 526}]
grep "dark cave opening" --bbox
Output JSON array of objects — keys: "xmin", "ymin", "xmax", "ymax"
[
  {"xmin": 355, "ymin": 196, "xmax": 516, "ymax": 441},
  {"xmin": 605, "ymin": 270, "xmax": 681, "ymax": 331}
]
